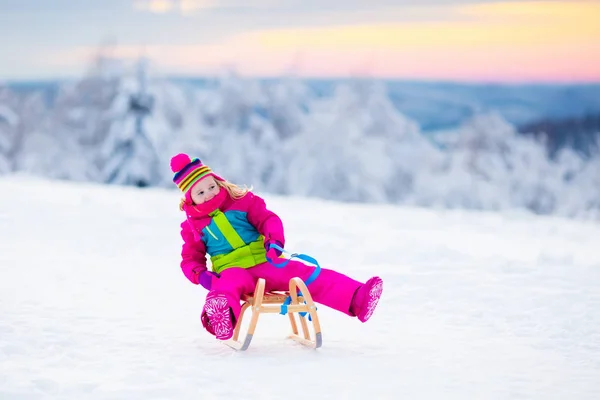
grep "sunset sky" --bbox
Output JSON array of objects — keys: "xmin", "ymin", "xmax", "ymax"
[{"xmin": 1, "ymin": 0, "xmax": 599, "ymax": 82}]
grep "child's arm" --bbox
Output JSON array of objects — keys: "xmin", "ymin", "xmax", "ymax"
[
  {"xmin": 180, "ymin": 221, "xmax": 208, "ymax": 285},
  {"xmin": 246, "ymin": 193, "xmax": 285, "ymax": 247}
]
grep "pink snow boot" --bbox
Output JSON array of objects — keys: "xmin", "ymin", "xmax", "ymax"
[
  {"xmin": 201, "ymin": 293, "xmax": 234, "ymax": 340},
  {"xmin": 350, "ymin": 276, "xmax": 383, "ymax": 323}
]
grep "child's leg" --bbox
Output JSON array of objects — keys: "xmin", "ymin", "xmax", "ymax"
[
  {"xmin": 250, "ymin": 260, "xmax": 362, "ymax": 316},
  {"xmin": 201, "ymin": 267, "xmax": 255, "ymax": 340}
]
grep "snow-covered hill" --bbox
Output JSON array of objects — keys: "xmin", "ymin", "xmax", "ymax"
[{"xmin": 1, "ymin": 176, "xmax": 599, "ymax": 399}]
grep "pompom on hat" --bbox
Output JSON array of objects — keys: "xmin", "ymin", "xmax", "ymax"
[{"xmin": 170, "ymin": 153, "xmax": 224, "ymax": 202}]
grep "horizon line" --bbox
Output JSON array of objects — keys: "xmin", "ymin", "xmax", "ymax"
[{"xmin": 3, "ymin": 73, "xmax": 600, "ymax": 87}]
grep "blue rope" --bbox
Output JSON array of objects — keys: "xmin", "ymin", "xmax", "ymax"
[
  {"xmin": 279, "ymin": 294, "xmax": 311, "ymax": 320},
  {"xmin": 266, "ymin": 243, "xmax": 319, "ymax": 319},
  {"xmin": 266, "ymin": 243, "xmax": 321, "ymax": 286}
]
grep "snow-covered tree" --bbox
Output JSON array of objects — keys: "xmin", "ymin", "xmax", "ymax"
[
  {"xmin": 262, "ymin": 77, "xmax": 309, "ymax": 140},
  {"xmin": 0, "ymin": 87, "xmax": 48, "ymax": 175},
  {"xmin": 191, "ymin": 72, "xmax": 286, "ymax": 191},
  {"xmin": 198, "ymin": 71, "xmax": 263, "ymax": 133},
  {"xmin": 44, "ymin": 54, "xmax": 126, "ymax": 181},
  {"xmin": 0, "ymin": 90, "xmax": 19, "ymax": 173},
  {"xmin": 436, "ymin": 112, "xmax": 571, "ymax": 214},
  {"xmin": 282, "ymin": 80, "xmax": 432, "ymax": 203},
  {"xmin": 560, "ymin": 137, "xmax": 600, "ymax": 219},
  {"xmin": 99, "ymin": 59, "xmax": 161, "ymax": 187}
]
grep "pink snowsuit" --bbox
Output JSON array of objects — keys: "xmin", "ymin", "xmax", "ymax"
[{"xmin": 179, "ymin": 190, "xmax": 362, "ymax": 335}]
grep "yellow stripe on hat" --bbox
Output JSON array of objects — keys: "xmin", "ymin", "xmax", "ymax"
[{"xmin": 178, "ymin": 166, "xmax": 212, "ymax": 192}]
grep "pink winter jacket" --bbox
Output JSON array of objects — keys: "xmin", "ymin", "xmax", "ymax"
[{"xmin": 179, "ymin": 191, "xmax": 285, "ymax": 285}]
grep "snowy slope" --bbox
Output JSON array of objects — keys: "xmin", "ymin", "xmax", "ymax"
[{"xmin": 1, "ymin": 176, "xmax": 599, "ymax": 399}]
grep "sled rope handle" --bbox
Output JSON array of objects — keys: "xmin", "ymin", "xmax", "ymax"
[
  {"xmin": 266, "ymin": 243, "xmax": 321, "ymax": 286},
  {"xmin": 266, "ymin": 243, "xmax": 320, "ymax": 319}
]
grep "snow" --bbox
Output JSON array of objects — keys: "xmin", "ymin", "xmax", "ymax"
[
  {"xmin": 1, "ymin": 176, "xmax": 600, "ymax": 399},
  {"xmin": 0, "ymin": 105, "xmax": 19, "ymax": 126}
]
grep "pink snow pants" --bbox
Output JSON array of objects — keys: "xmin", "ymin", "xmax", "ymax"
[{"xmin": 201, "ymin": 260, "xmax": 362, "ymax": 333}]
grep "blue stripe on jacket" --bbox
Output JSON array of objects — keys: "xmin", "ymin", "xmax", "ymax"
[{"xmin": 201, "ymin": 210, "xmax": 261, "ymax": 256}]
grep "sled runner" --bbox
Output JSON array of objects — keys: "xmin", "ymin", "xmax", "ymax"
[{"xmin": 222, "ymin": 277, "xmax": 322, "ymax": 351}]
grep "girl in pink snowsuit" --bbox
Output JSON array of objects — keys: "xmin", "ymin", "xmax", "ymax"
[{"xmin": 171, "ymin": 153, "xmax": 383, "ymax": 340}]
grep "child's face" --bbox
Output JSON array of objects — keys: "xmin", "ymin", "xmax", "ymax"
[{"xmin": 190, "ymin": 177, "xmax": 220, "ymax": 204}]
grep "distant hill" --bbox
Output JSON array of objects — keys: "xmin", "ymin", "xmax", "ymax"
[{"xmin": 518, "ymin": 113, "xmax": 600, "ymax": 157}]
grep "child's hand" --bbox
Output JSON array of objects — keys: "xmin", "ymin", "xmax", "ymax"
[
  {"xmin": 199, "ymin": 271, "xmax": 220, "ymax": 290},
  {"xmin": 266, "ymin": 248, "xmax": 281, "ymax": 261},
  {"xmin": 264, "ymin": 239, "xmax": 283, "ymax": 258}
]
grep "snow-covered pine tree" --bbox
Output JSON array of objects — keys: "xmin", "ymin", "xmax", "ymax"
[
  {"xmin": 0, "ymin": 87, "xmax": 48, "ymax": 176},
  {"xmin": 0, "ymin": 88, "xmax": 20, "ymax": 173},
  {"xmin": 100, "ymin": 58, "xmax": 160, "ymax": 187}
]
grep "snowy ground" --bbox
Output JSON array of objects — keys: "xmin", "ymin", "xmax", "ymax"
[{"xmin": 1, "ymin": 176, "xmax": 599, "ymax": 399}]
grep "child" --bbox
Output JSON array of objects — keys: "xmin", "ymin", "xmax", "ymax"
[{"xmin": 171, "ymin": 153, "xmax": 383, "ymax": 340}]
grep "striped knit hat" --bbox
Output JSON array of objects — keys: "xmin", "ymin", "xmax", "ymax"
[{"xmin": 170, "ymin": 153, "xmax": 224, "ymax": 201}]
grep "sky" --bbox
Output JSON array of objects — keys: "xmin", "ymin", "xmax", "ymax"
[
  {"xmin": 1, "ymin": 0, "xmax": 599, "ymax": 82},
  {"xmin": 1, "ymin": 176, "xmax": 599, "ymax": 398}
]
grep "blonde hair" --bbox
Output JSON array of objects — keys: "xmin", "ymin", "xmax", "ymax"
[
  {"xmin": 216, "ymin": 179, "xmax": 253, "ymax": 200},
  {"xmin": 179, "ymin": 179, "xmax": 252, "ymax": 211}
]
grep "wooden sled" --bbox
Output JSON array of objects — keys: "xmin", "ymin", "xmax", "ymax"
[{"xmin": 222, "ymin": 277, "xmax": 322, "ymax": 351}]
